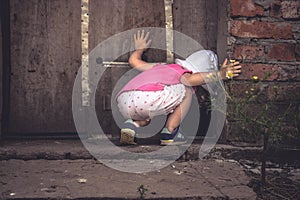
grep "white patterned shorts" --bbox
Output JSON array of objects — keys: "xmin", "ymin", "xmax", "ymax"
[{"xmin": 117, "ymin": 84, "xmax": 186, "ymax": 120}]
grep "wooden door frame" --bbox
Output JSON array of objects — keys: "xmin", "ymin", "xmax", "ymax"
[{"xmin": 216, "ymin": 0, "xmax": 229, "ymax": 65}]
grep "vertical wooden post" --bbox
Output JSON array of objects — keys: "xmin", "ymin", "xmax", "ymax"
[
  {"xmin": 164, "ymin": 0, "xmax": 174, "ymax": 63},
  {"xmin": 81, "ymin": 0, "xmax": 90, "ymax": 106},
  {"xmin": 217, "ymin": 0, "xmax": 228, "ymax": 63}
]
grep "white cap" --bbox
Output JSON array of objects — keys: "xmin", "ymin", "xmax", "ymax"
[
  {"xmin": 175, "ymin": 50, "xmax": 218, "ymax": 73},
  {"xmin": 176, "ymin": 50, "xmax": 220, "ymax": 94}
]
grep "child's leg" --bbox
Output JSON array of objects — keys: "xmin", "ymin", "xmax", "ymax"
[
  {"xmin": 165, "ymin": 86, "xmax": 193, "ymax": 132},
  {"xmin": 133, "ymin": 119, "xmax": 151, "ymax": 127},
  {"xmin": 118, "ymin": 90, "xmax": 154, "ymax": 144}
]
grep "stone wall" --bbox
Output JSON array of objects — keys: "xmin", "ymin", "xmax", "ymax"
[{"xmin": 225, "ymin": 0, "xmax": 300, "ymax": 144}]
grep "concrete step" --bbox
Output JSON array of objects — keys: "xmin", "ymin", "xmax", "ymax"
[{"xmin": 0, "ymin": 139, "xmax": 262, "ymax": 161}]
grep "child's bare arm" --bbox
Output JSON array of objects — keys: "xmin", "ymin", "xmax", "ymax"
[
  {"xmin": 180, "ymin": 59, "xmax": 242, "ymax": 86},
  {"xmin": 129, "ymin": 30, "xmax": 157, "ymax": 71},
  {"xmin": 180, "ymin": 72, "xmax": 210, "ymax": 87}
]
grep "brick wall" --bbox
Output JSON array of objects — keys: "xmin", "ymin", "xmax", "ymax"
[{"xmin": 225, "ymin": 0, "xmax": 300, "ymax": 144}]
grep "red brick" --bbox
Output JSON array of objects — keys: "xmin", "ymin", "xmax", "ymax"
[
  {"xmin": 237, "ymin": 63, "xmax": 298, "ymax": 81},
  {"xmin": 230, "ymin": 0, "xmax": 264, "ymax": 17},
  {"xmin": 277, "ymin": 65, "xmax": 298, "ymax": 81},
  {"xmin": 267, "ymin": 83, "xmax": 300, "ymax": 102},
  {"xmin": 226, "ymin": 82, "xmax": 268, "ymax": 102},
  {"xmin": 296, "ymin": 43, "xmax": 300, "ymax": 61},
  {"xmin": 270, "ymin": 1, "xmax": 282, "ymax": 18},
  {"xmin": 266, "ymin": 43, "xmax": 295, "ymax": 61},
  {"xmin": 226, "ymin": 121, "xmax": 263, "ymax": 144},
  {"xmin": 230, "ymin": 20, "xmax": 293, "ymax": 39},
  {"xmin": 232, "ymin": 44, "xmax": 264, "ymax": 60},
  {"xmin": 281, "ymin": 1, "xmax": 300, "ymax": 19},
  {"xmin": 237, "ymin": 63, "xmax": 280, "ymax": 81}
]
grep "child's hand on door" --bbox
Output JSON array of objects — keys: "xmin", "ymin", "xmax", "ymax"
[{"xmin": 134, "ymin": 30, "xmax": 151, "ymax": 51}]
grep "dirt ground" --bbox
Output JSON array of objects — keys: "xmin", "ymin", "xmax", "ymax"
[
  {"xmin": 0, "ymin": 159, "xmax": 257, "ymax": 199},
  {"xmin": 208, "ymin": 145, "xmax": 300, "ymax": 200}
]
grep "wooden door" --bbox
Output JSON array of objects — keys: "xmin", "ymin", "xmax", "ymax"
[
  {"xmin": 2, "ymin": 0, "xmax": 222, "ymax": 137},
  {"xmin": 7, "ymin": 0, "xmax": 81, "ymax": 136}
]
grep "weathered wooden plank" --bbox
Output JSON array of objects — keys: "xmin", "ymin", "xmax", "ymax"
[
  {"xmin": 95, "ymin": 67, "xmax": 113, "ymax": 136},
  {"xmin": 205, "ymin": 0, "xmax": 218, "ymax": 52},
  {"xmin": 217, "ymin": 0, "xmax": 228, "ymax": 63},
  {"xmin": 1, "ymin": 0, "xmax": 11, "ymax": 136},
  {"xmin": 89, "ymin": 0, "xmax": 166, "ymax": 63},
  {"xmin": 94, "ymin": 65, "xmax": 130, "ymax": 137},
  {"xmin": 0, "ymin": 6, "xmax": 3, "ymax": 137},
  {"xmin": 89, "ymin": 0, "xmax": 166, "ymax": 136},
  {"xmin": 173, "ymin": 0, "xmax": 218, "ymax": 57},
  {"xmin": 173, "ymin": 0, "xmax": 219, "ymax": 138},
  {"xmin": 110, "ymin": 66, "xmax": 132, "ymax": 137},
  {"xmin": 9, "ymin": 0, "xmax": 81, "ymax": 133},
  {"xmin": 173, "ymin": 0, "xmax": 207, "ymax": 50}
]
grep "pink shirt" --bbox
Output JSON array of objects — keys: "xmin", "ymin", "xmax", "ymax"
[{"xmin": 119, "ymin": 63, "xmax": 191, "ymax": 94}]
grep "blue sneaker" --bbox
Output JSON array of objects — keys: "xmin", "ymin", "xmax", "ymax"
[
  {"xmin": 160, "ymin": 127, "xmax": 187, "ymax": 146},
  {"xmin": 120, "ymin": 120, "xmax": 138, "ymax": 145}
]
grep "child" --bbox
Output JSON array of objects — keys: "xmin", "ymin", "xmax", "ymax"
[{"xmin": 117, "ymin": 30, "xmax": 242, "ymax": 145}]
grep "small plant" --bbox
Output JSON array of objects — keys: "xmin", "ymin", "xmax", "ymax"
[
  {"xmin": 206, "ymin": 63, "xmax": 299, "ymax": 186},
  {"xmin": 225, "ymin": 73, "xmax": 299, "ymax": 185},
  {"xmin": 137, "ymin": 184, "xmax": 148, "ymax": 200}
]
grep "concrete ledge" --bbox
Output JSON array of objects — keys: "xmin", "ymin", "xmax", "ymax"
[{"xmin": 0, "ymin": 139, "xmax": 262, "ymax": 162}]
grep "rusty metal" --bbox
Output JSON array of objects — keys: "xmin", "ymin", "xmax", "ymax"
[
  {"xmin": 102, "ymin": 61, "xmax": 129, "ymax": 68},
  {"xmin": 164, "ymin": 0, "xmax": 174, "ymax": 63},
  {"xmin": 81, "ymin": 0, "xmax": 90, "ymax": 106}
]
